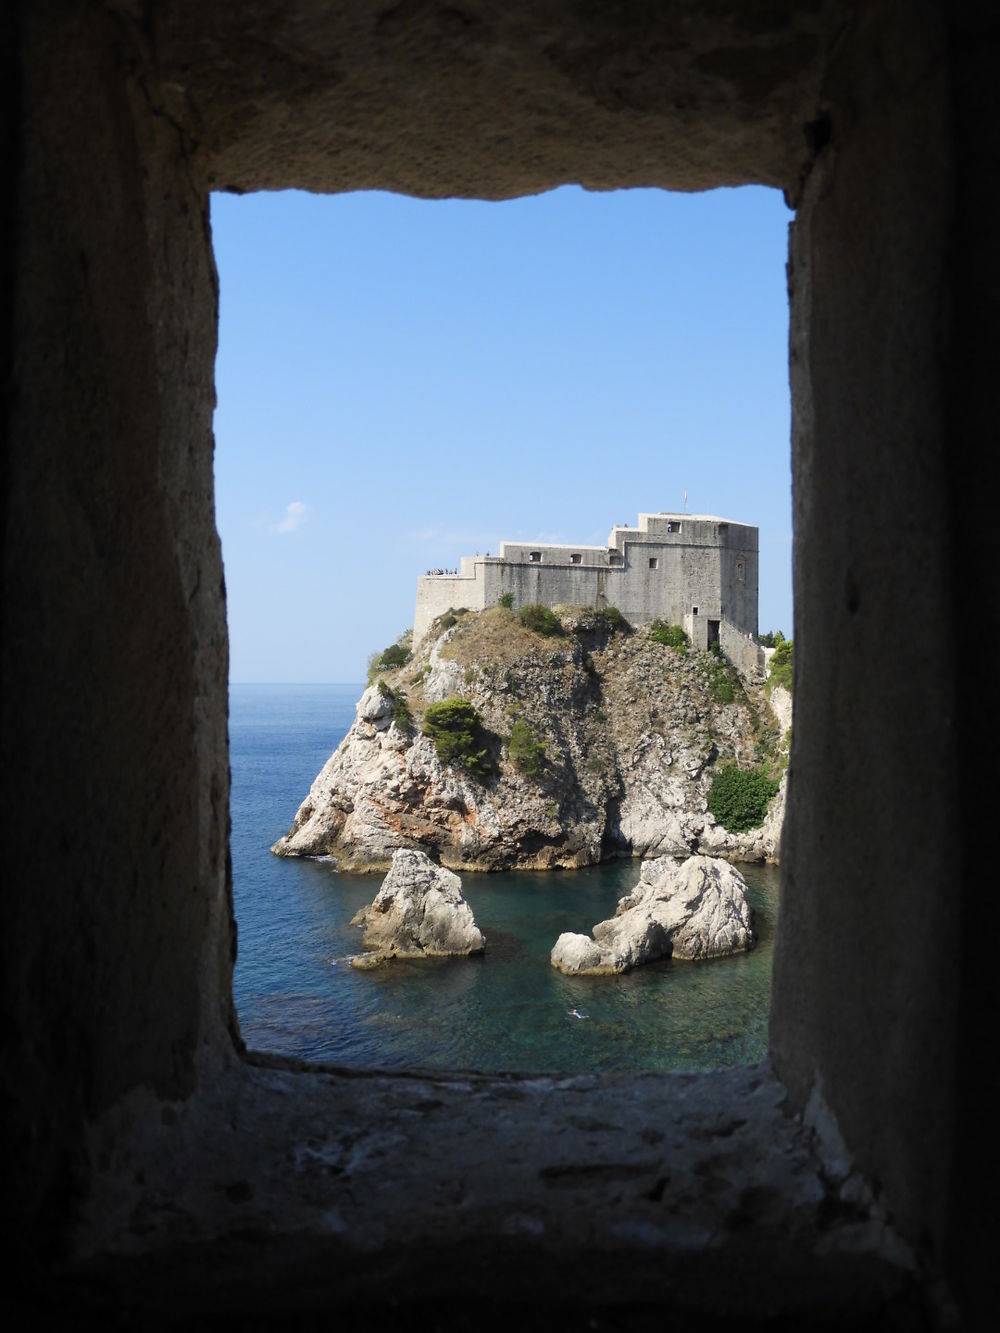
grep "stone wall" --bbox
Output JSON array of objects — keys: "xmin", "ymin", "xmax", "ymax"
[{"xmin": 719, "ymin": 621, "xmax": 766, "ymax": 680}]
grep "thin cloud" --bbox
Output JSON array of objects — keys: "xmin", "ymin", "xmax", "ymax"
[
  {"xmin": 402, "ymin": 524, "xmax": 495, "ymax": 548},
  {"xmin": 271, "ymin": 501, "xmax": 309, "ymax": 535}
]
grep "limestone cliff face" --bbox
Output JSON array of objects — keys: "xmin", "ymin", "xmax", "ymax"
[{"xmin": 272, "ymin": 608, "xmax": 789, "ymax": 872}]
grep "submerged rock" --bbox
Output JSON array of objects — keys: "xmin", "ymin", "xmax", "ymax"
[
  {"xmin": 350, "ymin": 848, "xmax": 485, "ymax": 969},
  {"xmin": 550, "ymin": 854, "xmax": 754, "ymax": 975}
]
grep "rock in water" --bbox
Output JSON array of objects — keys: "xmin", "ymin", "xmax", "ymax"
[
  {"xmin": 350, "ymin": 848, "xmax": 485, "ymax": 969},
  {"xmin": 550, "ymin": 854, "xmax": 754, "ymax": 975}
]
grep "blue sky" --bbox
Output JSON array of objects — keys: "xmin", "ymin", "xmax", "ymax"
[{"xmin": 212, "ymin": 185, "xmax": 793, "ymax": 683}]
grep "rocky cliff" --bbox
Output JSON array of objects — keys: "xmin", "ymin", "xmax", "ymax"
[{"xmin": 273, "ymin": 607, "xmax": 789, "ymax": 872}]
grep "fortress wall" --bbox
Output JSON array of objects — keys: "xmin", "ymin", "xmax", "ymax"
[
  {"xmin": 495, "ymin": 561, "xmax": 616, "ymax": 612},
  {"xmin": 413, "ymin": 571, "xmax": 487, "ymax": 644},
  {"xmin": 499, "ymin": 542, "xmax": 608, "ymax": 567},
  {"xmin": 720, "ymin": 620, "xmax": 765, "ymax": 678},
  {"xmin": 628, "ymin": 516, "xmax": 729, "ymax": 546}
]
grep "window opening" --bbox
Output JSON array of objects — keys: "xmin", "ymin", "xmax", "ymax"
[{"xmin": 212, "ymin": 185, "xmax": 792, "ymax": 1077}]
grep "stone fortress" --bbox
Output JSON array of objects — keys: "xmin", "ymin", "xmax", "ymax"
[{"xmin": 414, "ymin": 511, "xmax": 764, "ymax": 674}]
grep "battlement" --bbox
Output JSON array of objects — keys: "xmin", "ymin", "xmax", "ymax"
[{"xmin": 414, "ymin": 510, "xmax": 760, "ymax": 654}]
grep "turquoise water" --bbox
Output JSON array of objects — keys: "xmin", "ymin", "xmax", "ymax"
[{"xmin": 230, "ymin": 683, "xmax": 779, "ymax": 1074}]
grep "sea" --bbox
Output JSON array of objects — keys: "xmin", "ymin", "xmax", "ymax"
[{"xmin": 230, "ymin": 682, "xmax": 780, "ymax": 1075}]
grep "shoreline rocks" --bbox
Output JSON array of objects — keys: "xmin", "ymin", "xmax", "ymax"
[
  {"xmin": 550, "ymin": 854, "xmax": 754, "ymax": 976},
  {"xmin": 350, "ymin": 848, "xmax": 485, "ymax": 969}
]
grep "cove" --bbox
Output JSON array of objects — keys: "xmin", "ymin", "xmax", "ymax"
[{"xmin": 231, "ymin": 683, "xmax": 779, "ymax": 1074}]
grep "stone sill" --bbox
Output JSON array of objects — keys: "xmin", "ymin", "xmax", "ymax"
[{"xmin": 62, "ymin": 1058, "xmax": 926, "ymax": 1324}]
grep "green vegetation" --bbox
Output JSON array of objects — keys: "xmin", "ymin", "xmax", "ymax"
[
  {"xmin": 519, "ymin": 604, "xmax": 562, "ymax": 637},
  {"xmin": 766, "ymin": 638, "xmax": 794, "ymax": 694},
  {"xmin": 497, "ymin": 592, "xmax": 514, "ymax": 609},
  {"xmin": 750, "ymin": 706, "xmax": 782, "ymax": 768},
  {"xmin": 706, "ymin": 656, "xmax": 737, "ymax": 705},
  {"xmin": 507, "ymin": 718, "xmax": 546, "ymax": 777},
  {"xmin": 650, "ymin": 620, "xmax": 689, "ymax": 652},
  {"xmin": 422, "ymin": 697, "xmax": 492, "ymax": 777},
  {"xmin": 759, "ymin": 629, "xmax": 787, "ymax": 648},
  {"xmin": 379, "ymin": 643, "xmax": 410, "ymax": 669},
  {"xmin": 390, "ymin": 689, "xmax": 413, "ymax": 732},
  {"xmin": 707, "ymin": 763, "xmax": 780, "ymax": 832},
  {"xmin": 408, "ymin": 665, "xmax": 429, "ymax": 686},
  {"xmin": 366, "ymin": 636, "xmax": 412, "ymax": 684}
]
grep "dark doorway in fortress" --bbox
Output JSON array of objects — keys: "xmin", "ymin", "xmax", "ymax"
[{"xmin": 212, "ymin": 184, "xmax": 794, "ymax": 1073}]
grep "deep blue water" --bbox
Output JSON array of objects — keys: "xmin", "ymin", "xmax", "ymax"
[{"xmin": 230, "ymin": 683, "xmax": 780, "ymax": 1074}]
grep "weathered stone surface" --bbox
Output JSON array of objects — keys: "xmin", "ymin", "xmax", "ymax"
[
  {"xmin": 551, "ymin": 855, "xmax": 754, "ymax": 975},
  {"xmin": 350, "ymin": 848, "xmax": 484, "ymax": 968},
  {"xmin": 151, "ymin": 2, "xmax": 845, "ymax": 201},
  {"xmin": 273, "ymin": 610, "xmax": 788, "ymax": 872}
]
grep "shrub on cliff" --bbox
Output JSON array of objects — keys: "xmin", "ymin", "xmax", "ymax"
[
  {"xmin": 367, "ymin": 638, "xmax": 412, "ymax": 683},
  {"xmin": 650, "ymin": 620, "xmax": 689, "ymax": 651},
  {"xmin": 422, "ymin": 697, "xmax": 492, "ymax": 776},
  {"xmin": 497, "ymin": 592, "xmax": 514, "ymax": 609},
  {"xmin": 707, "ymin": 763, "xmax": 780, "ymax": 832},
  {"xmin": 707, "ymin": 657, "xmax": 737, "ymax": 705},
  {"xmin": 507, "ymin": 718, "xmax": 546, "ymax": 777},
  {"xmin": 766, "ymin": 638, "xmax": 794, "ymax": 694},
  {"xmin": 390, "ymin": 689, "xmax": 413, "ymax": 732},
  {"xmin": 519, "ymin": 604, "xmax": 562, "ymax": 637}
]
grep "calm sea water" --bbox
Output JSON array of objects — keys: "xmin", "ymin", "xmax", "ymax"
[{"xmin": 230, "ymin": 683, "xmax": 780, "ymax": 1075}]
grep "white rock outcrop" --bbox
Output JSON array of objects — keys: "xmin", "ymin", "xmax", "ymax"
[
  {"xmin": 272, "ymin": 611, "xmax": 788, "ymax": 872},
  {"xmin": 550, "ymin": 854, "xmax": 754, "ymax": 975},
  {"xmin": 350, "ymin": 848, "xmax": 485, "ymax": 969}
]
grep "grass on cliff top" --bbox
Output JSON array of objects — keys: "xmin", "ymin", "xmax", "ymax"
[{"xmin": 437, "ymin": 606, "xmax": 554, "ymax": 667}]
